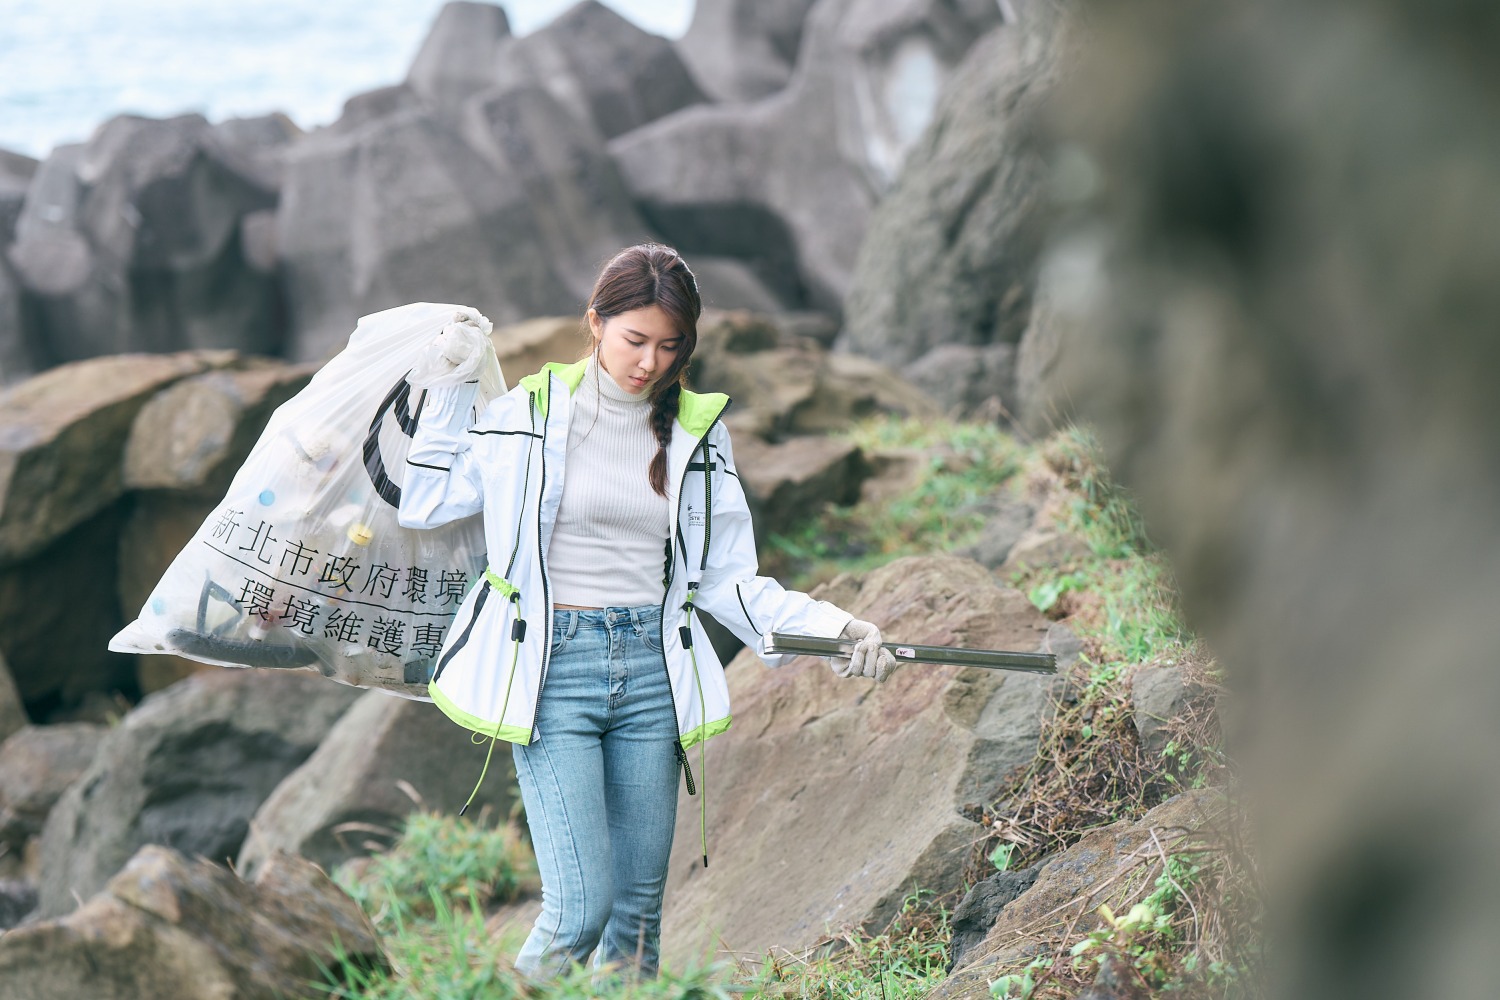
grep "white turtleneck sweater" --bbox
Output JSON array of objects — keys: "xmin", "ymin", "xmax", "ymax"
[{"xmin": 546, "ymin": 357, "xmax": 671, "ymax": 608}]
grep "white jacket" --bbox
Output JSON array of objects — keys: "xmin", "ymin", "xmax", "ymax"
[{"xmin": 398, "ymin": 358, "xmax": 853, "ymax": 757}]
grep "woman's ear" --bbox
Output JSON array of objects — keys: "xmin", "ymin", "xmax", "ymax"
[{"xmin": 586, "ymin": 308, "xmax": 603, "ymax": 345}]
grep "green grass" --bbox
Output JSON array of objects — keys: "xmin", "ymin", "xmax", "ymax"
[
  {"xmin": 763, "ymin": 416, "xmax": 1023, "ymax": 583},
  {"xmin": 310, "ymin": 812, "xmax": 951, "ymax": 1000}
]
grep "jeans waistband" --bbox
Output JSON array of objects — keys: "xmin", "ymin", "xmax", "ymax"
[{"xmin": 551, "ymin": 605, "xmax": 661, "ymax": 634}]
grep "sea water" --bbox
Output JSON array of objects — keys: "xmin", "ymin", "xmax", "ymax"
[{"xmin": 0, "ymin": 0, "xmax": 691, "ymax": 161}]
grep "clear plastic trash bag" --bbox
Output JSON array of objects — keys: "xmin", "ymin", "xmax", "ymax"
[{"xmin": 110, "ymin": 302, "xmax": 504, "ymax": 700}]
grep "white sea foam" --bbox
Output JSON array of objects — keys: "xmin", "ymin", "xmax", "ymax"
[{"xmin": 0, "ymin": 0, "xmax": 691, "ymax": 161}]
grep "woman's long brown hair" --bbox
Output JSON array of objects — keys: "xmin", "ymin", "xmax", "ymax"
[{"xmin": 585, "ymin": 243, "xmax": 702, "ymax": 496}]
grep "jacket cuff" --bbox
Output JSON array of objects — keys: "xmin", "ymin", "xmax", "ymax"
[
  {"xmin": 417, "ymin": 382, "xmax": 480, "ymax": 432},
  {"xmin": 804, "ymin": 600, "xmax": 855, "ymax": 639}
]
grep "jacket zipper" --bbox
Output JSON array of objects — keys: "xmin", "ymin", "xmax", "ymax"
[
  {"xmin": 660, "ymin": 415, "xmax": 723, "ymax": 794},
  {"xmin": 526, "ymin": 387, "xmax": 552, "ymax": 743}
]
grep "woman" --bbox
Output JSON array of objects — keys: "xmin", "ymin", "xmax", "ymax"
[{"xmin": 398, "ymin": 243, "xmax": 894, "ymax": 977}]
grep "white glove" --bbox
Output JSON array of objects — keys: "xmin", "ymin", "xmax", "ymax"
[
  {"xmin": 408, "ymin": 309, "xmax": 494, "ymax": 389},
  {"xmin": 832, "ymin": 619, "xmax": 896, "ymax": 682}
]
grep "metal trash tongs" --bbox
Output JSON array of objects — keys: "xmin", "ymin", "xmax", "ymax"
[{"xmin": 765, "ymin": 632, "xmax": 1057, "ymax": 675}]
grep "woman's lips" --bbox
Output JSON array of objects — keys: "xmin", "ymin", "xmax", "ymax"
[{"xmin": 629, "ymin": 375, "xmax": 648, "ymax": 388}]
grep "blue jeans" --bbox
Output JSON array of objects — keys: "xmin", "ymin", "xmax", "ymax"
[{"xmin": 512, "ymin": 605, "xmax": 680, "ymax": 977}]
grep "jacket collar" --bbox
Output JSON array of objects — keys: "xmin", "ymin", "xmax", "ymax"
[{"xmin": 517, "ymin": 360, "xmax": 729, "ymax": 435}]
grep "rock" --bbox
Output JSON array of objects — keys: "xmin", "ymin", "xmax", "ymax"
[
  {"xmin": 956, "ymin": 499, "xmax": 1035, "ymax": 570},
  {"xmin": 946, "ymin": 864, "xmax": 1040, "ymax": 973},
  {"xmin": 0, "ymin": 151, "xmax": 36, "ymax": 386},
  {"xmin": 331, "ymin": 83, "xmax": 428, "ymax": 134},
  {"xmin": 0, "ymin": 504, "xmax": 138, "ymax": 710},
  {"xmin": 1130, "ymin": 665, "xmax": 1201, "ymax": 758},
  {"xmin": 905, "ymin": 343, "xmax": 1018, "ymax": 419},
  {"xmin": 208, "ymin": 112, "xmax": 304, "ymax": 192},
  {"xmin": 0, "ymin": 844, "xmax": 383, "ymax": 999},
  {"xmin": 405, "ymin": 1, "xmax": 514, "ymax": 113},
  {"xmin": 237, "ymin": 689, "xmax": 519, "ymax": 878},
  {"xmin": 0, "ymin": 880, "xmax": 36, "ymax": 929},
  {"xmin": 35, "ymin": 670, "xmax": 359, "ymax": 917},
  {"xmin": 842, "ymin": 8, "xmax": 1062, "ymax": 365},
  {"xmin": 491, "ymin": 316, "xmax": 586, "ymax": 383},
  {"xmin": 660, "ymin": 554, "xmax": 1056, "ymax": 963},
  {"xmin": 934, "ymin": 789, "xmax": 1224, "ymax": 994},
  {"xmin": 678, "ymin": 0, "xmax": 820, "ymax": 102},
  {"xmin": 695, "ymin": 339, "xmax": 935, "ymax": 441},
  {"xmin": 0, "ymin": 261, "xmax": 33, "ymax": 387},
  {"xmin": 116, "ymin": 492, "xmax": 224, "ymax": 694},
  {"xmin": 1042, "ymin": 622, "xmax": 1084, "ymax": 672},
  {"xmin": 609, "ymin": 0, "xmax": 1006, "ymax": 310},
  {"xmin": 0, "ymin": 351, "xmax": 215, "ymax": 566},
  {"xmin": 5, "ymin": 115, "xmax": 283, "ymax": 365},
  {"xmin": 1013, "ymin": 268, "xmax": 1071, "ymax": 436},
  {"xmin": 456, "ymin": 80, "xmax": 676, "ymax": 302},
  {"xmin": 732, "ymin": 435, "xmax": 869, "ymax": 536},
  {"xmin": 998, "ymin": 527, "xmax": 1092, "ymax": 577},
  {"xmin": 0, "ymin": 147, "xmax": 38, "ymax": 242},
  {"xmin": 0, "ymin": 723, "xmax": 106, "ymax": 849},
  {"xmin": 278, "ymin": 84, "xmax": 645, "ymax": 362},
  {"xmin": 859, "ymin": 447, "xmax": 924, "ymax": 506},
  {"xmin": 0, "ymin": 652, "xmax": 25, "ymax": 742},
  {"xmin": 492, "ymin": 1, "xmax": 707, "ymax": 141},
  {"xmin": 122, "ymin": 360, "xmax": 316, "ymax": 496}
]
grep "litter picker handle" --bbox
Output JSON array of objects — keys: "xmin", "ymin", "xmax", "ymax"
[{"xmin": 764, "ymin": 632, "xmax": 1057, "ymax": 675}]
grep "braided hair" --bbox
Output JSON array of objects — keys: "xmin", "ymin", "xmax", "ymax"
[{"xmin": 583, "ymin": 244, "xmax": 702, "ymax": 496}]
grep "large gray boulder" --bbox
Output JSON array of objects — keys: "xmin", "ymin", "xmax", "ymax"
[
  {"xmin": 5, "ymin": 115, "xmax": 283, "ymax": 365},
  {"xmin": 405, "ymin": 1, "xmax": 514, "ymax": 113},
  {"xmin": 609, "ymin": 0, "xmax": 1006, "ymax": 311},
  {"xmin": 492, "ymin": 1, "xmax": 707, "ymax": 141},
  {"xmin": 1047, "ymin": 2, "xmax": 1500, "ymax": 995},
  {"xmin": 0, "ymin": 845, "xmax": 383, "ymax": 1000},
  {"xmin": 237, "ymin": 689, "xmax": 518, "ymax": 878},
  {"xmin": 278, "ymin": 103, "xmax": 574, "ymax": 361},
  {"xmin": 661, "ymin": 555, "xmax": 1056, "ymax": 963},
  {"xmin": 677, "ymin": 0, "xmax": 820, "ymax": 102},
  {"xmin": 36, "ymin": 670, "xmax": 359, "ymax": 917},
  {"xmin": 842, "ymin": 8, "xmax": 1062, "ymax": 367}
]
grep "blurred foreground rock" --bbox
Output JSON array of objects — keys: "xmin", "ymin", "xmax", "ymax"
[
  {"xmin": 36, "ymin": 671, "xmax": 358, "ymax": 917},
  {"xmin": 1045, "ymin": 2, "xmax": 1500, "ymax": 996},
  {"xmin": 0, "ymin": 845, "xmax": 382, "ymax": 999},
  {"xmin": 238, "ymin": 688, "xmax": 518, "ymax": 878},
  {"xmin": 661, "ymin": 554, "xmax": 1056, "ymax": 963}
]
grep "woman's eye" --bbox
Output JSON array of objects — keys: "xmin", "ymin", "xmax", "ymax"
[{"xmin": 627, "ymin": 340, "xmax": 644, "ymax": 348}]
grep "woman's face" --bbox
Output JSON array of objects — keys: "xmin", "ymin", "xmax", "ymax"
[{"xmin": 589, "ymin": 304, "xmax": 685, "ymax": 396}]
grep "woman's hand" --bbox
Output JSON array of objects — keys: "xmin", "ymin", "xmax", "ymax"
[
  {"xmin": 831, "ymin": 619, "xmax": 897, "ymax": 682},
  {"xmin": 409, "ymin": 309, "xmax": 493, "ymax": 388}
]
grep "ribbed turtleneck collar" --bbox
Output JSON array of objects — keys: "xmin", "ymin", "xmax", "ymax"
[{"xmin": 585, "ymin": 353, "xmax": 651, "ymax": 406}]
